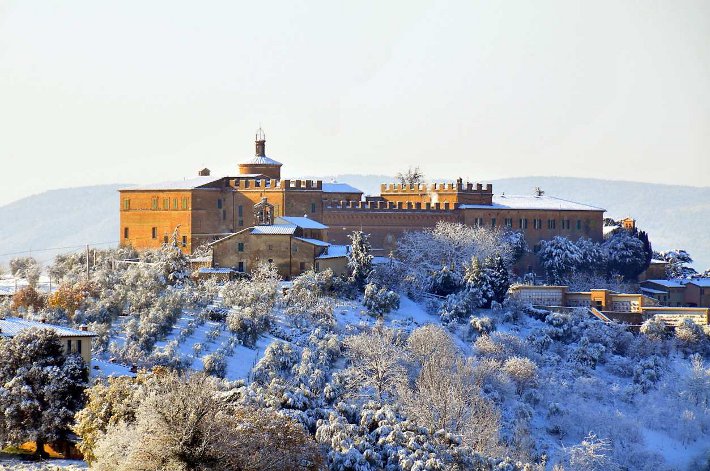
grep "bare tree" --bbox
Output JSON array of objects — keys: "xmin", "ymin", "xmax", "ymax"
[
  {"xmin": 396, "ymin": 166, "xmax": 425, "ymax": 185},
  {"xmin": 343, "ymin": 325, "xmax": 407, "ymax": 400}
]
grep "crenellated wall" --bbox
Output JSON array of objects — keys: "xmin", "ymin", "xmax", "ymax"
[{"xmin": 379, "ymin": 180, "xmax": 493, "ymax": 206}]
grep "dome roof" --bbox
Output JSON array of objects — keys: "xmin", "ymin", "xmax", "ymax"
[{"xmin": 240, "ymin": 155, "xmax": 282, "ymax": 166}]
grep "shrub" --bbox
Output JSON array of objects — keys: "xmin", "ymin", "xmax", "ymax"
[
  {"xmin": 502, "ymin": 356, "xmax": 538, "ymax": 394},
  {"xmin": 203, "ymin": 352, "xmax": 227, "ymax": 378},
  {"xmin": 363, "ymin": 283, "xmax": 400, "ymax": 317},
  {"xmin": 640, "ymin": 317, "xmax": 667, "ymax": 341},
  {"xmin": 469, "ymin": 316, "xmax": 496, "ymax": 336}
]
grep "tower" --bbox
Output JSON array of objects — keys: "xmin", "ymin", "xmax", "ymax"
[{"xmin": 238, "ymin": 127, "xmax": 283, "ymax": 179}]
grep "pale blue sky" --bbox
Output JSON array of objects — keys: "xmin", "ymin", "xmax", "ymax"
[{"xmin": 1, "ymin": 0, "xmax": 708, "ymax": 205}]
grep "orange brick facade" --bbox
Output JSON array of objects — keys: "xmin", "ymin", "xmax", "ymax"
[{"xmin": 119, "ymin": 132, "xmax": 605, "ymax": 274}]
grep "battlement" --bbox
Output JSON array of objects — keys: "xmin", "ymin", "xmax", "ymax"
[
  {"xmin": 325, "ymin": 200, "xmax": 465, "ymax": 211},
  {"xmin": 380, "ymin": 181, "xmax": 493, "ymax": 194},
  {"xmin": 230, "ymin": 178, "xmax": 323, "ymax": 191}
]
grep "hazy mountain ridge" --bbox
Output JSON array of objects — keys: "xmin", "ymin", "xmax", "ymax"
[{"xmin": 0, "ymin": 178, "xmax": 708, "ymax": 270}]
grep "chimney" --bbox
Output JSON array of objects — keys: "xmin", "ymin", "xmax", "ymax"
[
  {"xmin": 199, "ymin": 168, "xmax": 211, "ymax": 176},
  {"xmin": 80, "ymin": 325, "xmax": 88, "ymax": 332}
]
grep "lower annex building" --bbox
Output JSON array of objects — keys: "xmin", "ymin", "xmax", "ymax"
[{"xmin": 119, "ymin": 130, "xmax": 605, "ymax": 278}]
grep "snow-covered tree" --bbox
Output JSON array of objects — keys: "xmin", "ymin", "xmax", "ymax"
[
  {"xmin": 654, "ymin": 249, "xmax": 698, "ymax": 279},
  {"xmin": 566, "ymin": 433, "xmax": 620, "ymax": 471},
  {"xmin": 604, "ymin": 231, "xmax": 648, "ymax": 280},
  {"xmin": 538, "ymin": 236, "xmax": 582, "ymax": 284},
  {"xmin": 363, "ymin": 283, "xmax": 400, "ymax": 317},
  {"xmin": 0, "ymin": 328, "xmax": 87, "ymax": 457},
  {"xmin": 347, "ymin": 230, "xmax": 373, "ymax": 289},
  {"xmin": 575, "ymin": 237, "xmax": 607, "ymax": 275},
  {"xmin": 395, "ymin": 166, "xmax": 425, "ymax": 185},
  {"xmin": 464, "ymin": 255, "xmax": 510, "ymax": 308},
  {"xmin": 343, "ymin": 325, "xmax": 407, "ymax": 400},
  {"xmin": 9, "ymin": 256, "xmax": 40, "ymax": 286}
]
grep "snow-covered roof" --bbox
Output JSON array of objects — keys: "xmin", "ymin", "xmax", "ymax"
[
  {"xmin": 603, "ymin": 225, "xmax": 620, "ymax": 235},
  {"xmin": 649, "ymin": 259, "xmax": 668, "ymax": 265},
  {"xmin": 640, "ymin": 287, "xmax": 667, "ymax": 295},
  {"xmin": 294, "ymin": 237, "xmax": 330, "ymax": 247},
  {"xmin": 197, "ymin": 267, "xmax": 234, "ymax": 274},
  {"xmin": 240, "ymin": 155, "xmax": 282, "ymax": 166},
  {"xmin": 643, "ymin": 279, "xmax": 685, "ymax": 288},
  {"xmin": 121, "ymin": 176, "xmax": 226, "ymax": 191},
  {"xmin": 460, "ymin": 195, "xmax": 605, "ymax": 212},
  {"xmin": 316, "ymin": 244, "xmax": 349, "ymax": 259},
  {"xmin": 687, "ymin": 279, "xmax": 710, "ymax": 287},
  {"xmin": 251, "ymin": 225, "xmax": 297, "ymax": 235},
  {"xmin": 276, "ymin": 216, "xmax": 328, "ymax": 229},
  {"xmin": 322, "ymin": 182, "xmax": 363, "ymax": 194},
  {"xmin": 0, "ymin": 317, "xmax": 97, "ymax": 338}
]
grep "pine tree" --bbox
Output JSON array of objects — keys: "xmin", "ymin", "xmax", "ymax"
[
  {"xmin": 347, "ymin": 231, "xmax": 373, "ymax": 289},
  {"xmin": 0, "ymin": 328, "xmax": 87, "ymax": 457}
]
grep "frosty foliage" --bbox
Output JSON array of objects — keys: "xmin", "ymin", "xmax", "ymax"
[
  {"xmin": 654, "ymin": 249, "xmax": 697, "ymax": 279},
  {"xmin": 603, "ymin": 231, "xmax": 648, "ymax": 280},
  {"xmin": 347, "ymin": 230, "xmax": 373, "ymax": 289},
  {"xmin": 538, "ymin": 236, "xmax": 583, "ymax": 284},
  {"xmin": 9, "ymin": 256, "xmax": 40, "ymax": 286},
  {"xmin": 0, "ymin": 328, "xmax": 87, "ymax": 457},
  {"xmin": 362, "ymin": 283, "xmax": 400, "ymax": 317}
]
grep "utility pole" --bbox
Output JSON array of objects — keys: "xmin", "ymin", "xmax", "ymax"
[{"xmin": 86, "ymin": 245, "xmax": 90, "ymax": 279}]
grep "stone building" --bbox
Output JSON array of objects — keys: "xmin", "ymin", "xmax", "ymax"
[{"xmin": 119, "ymin": 129, "xmax": 605, "ymax": 277}]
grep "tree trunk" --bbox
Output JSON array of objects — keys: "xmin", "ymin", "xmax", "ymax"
[{"xmin": 33, "ymin": 438, "xmax": 48, "ymax": 460}]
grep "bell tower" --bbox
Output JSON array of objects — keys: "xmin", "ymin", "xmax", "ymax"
[{"xmin": 255, "ymin": 127, "xmax": 266, "ymax": 157}]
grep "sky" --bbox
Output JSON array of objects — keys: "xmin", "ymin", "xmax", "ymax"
[{"xmin": 0, "ymin": 0, "xmax": 708, "ymax": 206}]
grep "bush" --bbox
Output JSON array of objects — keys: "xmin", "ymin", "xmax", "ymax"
[
  {"xmin": 226, "ymin": 307, "xmax": 270, "ymax": 347},
  {"xmin": 469, "ymin": 316, "xmax": 496, "ymax": 336},
  {"xmin": 502, "ymin": 356, "xmax": 538, "ymax": 394},
  {"xmin": 363, "ymin": 283, "xmax": 400, "ymax": 317},
  {"xmin": 203, "ymin": 352, "xmax": 227, "ymax": 378},
  {"xmin": 640, "ymin": 317, "xmax": 667, "ymax": 341},
  {"xmin": 675, "ymin": 319, "xmax": 705, "ymax": 350}
]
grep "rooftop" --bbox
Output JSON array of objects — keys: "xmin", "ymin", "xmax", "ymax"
[
  {"xmin": 0, "ymin": 317, "xmax": 96, "ymax": 338},
  {"xmin": 316, "ymin": 244, "xmax": 350, "ymax": 259},
  {"xmin": 121, "ymin": 176, "xmax": 225, "ymax": 191},
  {"xmin": 251, "ymin": 225, "xmax": 297, "ymax": 235},
  {"xmin": 687, "ymin": 278, "xmax": 710, "ymax": 287},
  {"xmin": 643, "ymin": 279, "xmax": 686, "ymax": 288},
  {"xmin": 322, "ymin": 182, "xmax": 363, "ymax": 194},
  {"xmin": 294, "ymin": 237, "xmax": 330, "ymax": 247},
  {"xmin": 276, "ymin": 216, "xmax": 328, "ymax": 230},
  {"xmin": 460, "ymin": 195, "xmax": 605, "ymax": 212},
  {"xmin": 240, "ymin": 155, "xmax": 282, "ymax": 166}
]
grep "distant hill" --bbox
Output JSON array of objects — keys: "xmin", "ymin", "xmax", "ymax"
[
  {"xmin": 0, "ymin": 184, "xmax": 125, "ymax": 266},
  {"xmin": 1, "ymin": 177, "xmax": 708, "ymax": 270}
]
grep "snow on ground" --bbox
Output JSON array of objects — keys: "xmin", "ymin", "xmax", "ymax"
[
  {"xmin": 0, "ymin": 457, "xmax": 86, "ymax": 470},
  {"xmin": 0, "ymin": 275, "xmax": 54, "ymax": 297}
]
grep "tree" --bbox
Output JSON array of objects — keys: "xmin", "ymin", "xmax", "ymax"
[
  {"xmin": 603, "ymin": 231, "xmax": 648, "ymax": 280},
  {"xmin": 47, "ymin": 280, "xmax": 99, "ymax": 319},
  {"xmin": 9, "ymin": 257, "xmax": 40, "ymax": 287},
  {"xmin": 11, "ymin": 285, "xmax": 46, "ymax": 313},
  {"xmin": 575, "ymin": 237, "xmax": 607, "ymax": 275},
  {"xmin": 90, "ymin": 372, "xmax": 323, "ymax": 471},
  {"xmin": 402, "ymin": 325, "xmax": 502, "ymax": 455},
  {"xmin": 343, "ymin": 325, "xmax": 407, "ymax": 400},
  {"xmin": 654, "ymin": 249, "xmax": 698, "ymax": 279},
  {"xmin": 537, "ymin": 236, "xmax": 582, "ymax": 284},
  {"xmin": 0, "ymin": 328, "xmax": 87, "ymax": 458},
  {"xmin": 347, "ymin": 231, "xmax": 373, "ymax": 289},
  {"xmin": 465, "ymin": 255, "xmax": 510, "ymax": 308},
  {"xmin": 395, "ymin": 166, "xmax": 425, "ymax": 185}
]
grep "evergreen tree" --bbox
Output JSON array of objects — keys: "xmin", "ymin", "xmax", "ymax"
[
  {"xmin": 537, "ymin": 236, "xmax": 582, "ymax": 284},
  {"xmin": 465, "ymin": 256, "xmax": 510, "ymax": 308},
  {"xmin": 0, "ymin": 328, "xmax": 87, "ymax": 457},
  {"xmin": 603, "ymin": 231, "xmax": 648, "ymax": 280},
  {"xmin": 347, "ymin": 231, "xmax": 373, "ymax": 289}
]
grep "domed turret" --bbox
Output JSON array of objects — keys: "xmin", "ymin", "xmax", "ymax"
[{"xmin": 238, "ymin": 128, "xmax": 282, "ymax": 179}]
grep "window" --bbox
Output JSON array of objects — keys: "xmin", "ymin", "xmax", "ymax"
[
  {"xmin": 268, "ymin": 245, "xmax": 273, "ymax": 251},
  {"xmin": 67, "ymin": 339, "xmax": 71, "ymax": 352},
  {"xmin": 163, "ymin": 235, "xmax": 169, "ymax": 244},
  {"xmin": 576, "ymin": 219, "xmax": 582, "ymax": 230},
  {"xmin": 151, "ymin": 197, "xmax": 159, "ymax": 210},
  {"xmin": 182, "ymin": 235, "xmax": 187, "ymax": 247},
  {"xmin": 163, "ymin": 198, "xmax": 169, "ymax": 210},
  {"xmin": 491, "ymin": 218, "xmax": 497, "ymax": 228},
  {"xmin": 519, "ymin": 218, "xmax": 528, "ymax": 229},
  {"xmin": 124, "ymin": 227, "xmax": 129, "ymax": 239},
  {"xmin": 182, "ymin": 197, "xmax": 189, "ymax": 209},
  {"xmin": 474, "ymin": 217, "xmax": 484, "ymax": 227},
  {"xmin": 237, "ymin": 242, "xmax": 244, "ymax": 252},
  {"xmin": 533, "ymin": 219, "xmax": 542, "ymax": 230},
  {"xmin": 299, "ymin": 262, "xmax": 306, "ymax": 271},
  {"xmin": 561, "ymin": 219, "xmax": 570, "ymax": 230},
  {"xmin": 217, "ymin": 199, "xmax": 223, "ymax": 209},
  {"xmin": 77, "ymin": 340, "xmax": 82, "ymax": 354},
  {"xmin": 123, "ymin": 199, "xmax": 130, "ymax": 210},
  {"xmin": 504, "ymin": 218, "xmax": 513, "ymax": 228},
  {"xmin": 238, "ymin": 219, "xmax": 244, "ymax": 227},
  {"xmin": 547, "ymin": 219, "xmax": 556, "ymax": 230},
  {"xmin": 311, "ymin": 202, "xmax": 317, "ymax": 213},
  {"xmin": 151, "ymin": 227, "xmax": 157, "ymax": 239},
  {"xmin": 222, "ymin": 209, "xmax": 226, "ymax": 220},
  {"xmin": 293, "ymin": 245, "xmax": 298, "ymax": 253},
  {"xmin": 238, "ymin": 261, "xmax": 245, "ymax": 272},
  {"xmin": 238, "ymin": 205, "xmax": 243, "ymax": 217},
  {"xmin": 172, "ymin": 198, "xmax": 178, "ymax": 209},
  {"xmin": 315, "ymin": 262, "xmax": 320, "ymax": 271}
]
